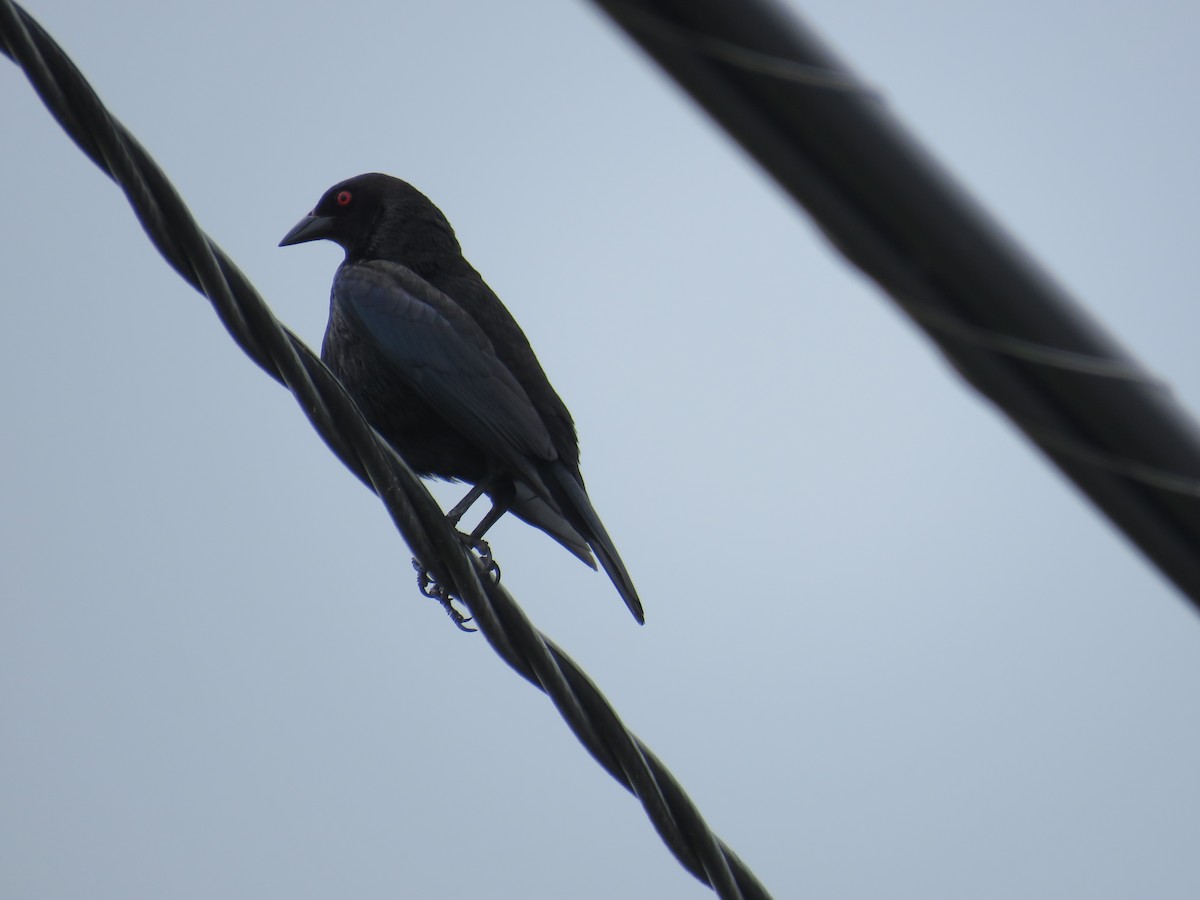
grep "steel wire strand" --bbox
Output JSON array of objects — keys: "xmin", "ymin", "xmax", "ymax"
[{"xmin": 0, "ymin": 3, "xmax": 772, "ymax": 897}]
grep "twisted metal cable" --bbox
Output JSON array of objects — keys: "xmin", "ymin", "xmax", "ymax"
[
  {"xmin": 0, "ymin": 4, "xmax": 773, "ymax": 898},
  {"xmin": 593, "ymin": 0, "xmax": 1200, "ymax": 619}
]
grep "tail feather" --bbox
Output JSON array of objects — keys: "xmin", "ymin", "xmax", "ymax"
[
  {"xmin": 508, "ymin": 483, "xmax": 596, "ymax": 568},
  {"xmin": 545, "ymin": 464, "xmax": 644, "ymax": 624}
]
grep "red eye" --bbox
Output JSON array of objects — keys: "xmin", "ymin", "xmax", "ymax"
[{"xmin": 336, "ymin": 190, "xmax": 352, "ymax": 206}]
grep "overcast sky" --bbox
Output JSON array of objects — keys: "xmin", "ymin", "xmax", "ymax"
[{"xmin": 4, "ymin": 1, "xmax": 1200, "ymax": 898}]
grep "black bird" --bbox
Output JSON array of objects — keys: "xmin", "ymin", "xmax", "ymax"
[{"xmin": 280, "ymin": 173, "xmax": 643, "ymax": 623}]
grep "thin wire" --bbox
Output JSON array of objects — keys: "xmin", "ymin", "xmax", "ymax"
[
  {"xmin": 0, "ymin": 4, "xmax": 772, "ymax": 898},
  {"xmin": 611, "ymin": 0, "xmax": 870, "ymax": 94},
  {"xmin": 1019, "ymin": 421, "xmax": 1200, "ymax": 500},
  {"xmin": 899, "ymin": 298, "xmax": 1161, "ymax": 383}
]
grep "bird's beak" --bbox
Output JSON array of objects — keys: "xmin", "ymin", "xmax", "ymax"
[{"xmin": 279, "ymin": 212, "xmax": 336, "ymax": 247}]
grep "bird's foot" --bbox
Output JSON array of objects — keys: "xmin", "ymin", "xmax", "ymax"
[
  {"xmin": 413, "ymin": 559, "xmax": 476, "ymax": 632},
  {"xmin": 458, "ymin": 532, "xmax": 501, "ymax": 585},
  {"xmin": 408, "ymin": 533, "xmax": 499, "ymax": 632}
]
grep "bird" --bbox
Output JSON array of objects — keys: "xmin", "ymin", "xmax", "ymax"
[{"xmin": 279, "ymin": 173, "xmax": 643, "ymax": 623}]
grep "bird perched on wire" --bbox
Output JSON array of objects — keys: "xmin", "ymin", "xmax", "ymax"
[{"xmin": 280, "ymin": 173, "xmax": 643, "ymax": 624}]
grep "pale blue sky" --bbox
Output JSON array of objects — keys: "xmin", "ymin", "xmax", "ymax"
[{"xmin": 3, "ymin": 2, "xmax": 1200, "ymax": 897}]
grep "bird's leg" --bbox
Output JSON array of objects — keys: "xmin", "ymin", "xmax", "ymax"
[
  {"xmin": 445, "ymin": 481, "xmax": 487, "ymax": 528},
  {"xmin": 467, "ymin": 478, "xmax": 516, "ymax": 543},
  {"xmin": 445, "ymin": 481, "xmax": 501, "ymax": 580},
  {"xmin": 410, "ymin": 479, "xmax": 508, "ymax": 624},
  {"xmin": 460, "ymin": 481, "xmax": 515, "ymax": 584}
]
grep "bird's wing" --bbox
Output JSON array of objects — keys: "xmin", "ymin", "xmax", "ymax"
[{"xmin": 334, "ymin": 261, "xmax": 557, "ymax": 486}]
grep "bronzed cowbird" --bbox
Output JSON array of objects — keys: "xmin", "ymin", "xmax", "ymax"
[{"xmin": 280, "ymin": 174, "xmax": 643, "ymax": 623}]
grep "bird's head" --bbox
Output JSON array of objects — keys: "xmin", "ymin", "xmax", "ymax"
[{"xmin": 279, "ymin": 173, "xmax": 459, "ymax": 267}]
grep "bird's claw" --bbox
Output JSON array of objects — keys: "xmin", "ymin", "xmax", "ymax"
[
  {"xmin": 464, "ymin": 535, "xmax": 501, "ymax": 585},
  {"xmin": 413, "ymin": 559, "xmax": 476, "ymax": 632},
  {"xmin": 408, "ymin": 533, "xmax": 500, "ymax": 632}
]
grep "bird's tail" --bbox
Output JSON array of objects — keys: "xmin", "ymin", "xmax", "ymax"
[
  {"xmin": 508, "ymin": 483, "xmax": 596, "ymax": 568},
  {"xmin": 545, "ymin": 464, "xmax": 644, "ymax": 624}
]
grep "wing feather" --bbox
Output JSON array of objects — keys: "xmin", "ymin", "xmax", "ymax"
[{"xmin": 334, "ymin": 261, "xmax": 556, "ymax": 490}]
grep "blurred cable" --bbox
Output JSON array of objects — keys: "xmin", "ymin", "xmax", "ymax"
[
  {"xmin": 0, "ymin": 3, "xmax": 772, "ymax": 897},
  {"xmin": 593, "ymin": 0, "xmax": 1200, "ymax": 616}
]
